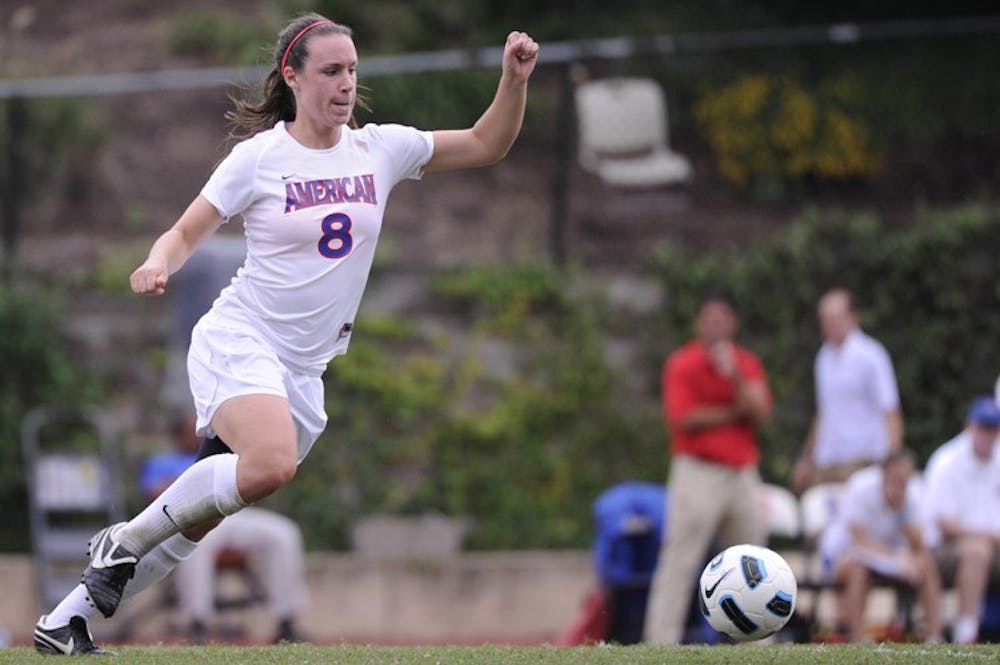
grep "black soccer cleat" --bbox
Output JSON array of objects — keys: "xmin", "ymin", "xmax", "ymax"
[
  {"xmin": 33, "ymin": 615, "xmax": 116, "ymax": 656},
  {"xmin": 82, "ymin": 523, "xmax": 138, "ymax": 618}
]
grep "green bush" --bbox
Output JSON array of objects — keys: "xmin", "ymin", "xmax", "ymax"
[
  {"xmin": 0, "ymin": 282, "xmax": 105, "ymax": 551},
  {"xmin": 167, "ymin": 11, "xmax": 280, "ymax": 64},
  {"xmin": 363, "ymin": 70, "xmax": 504, "ymax": 131},
  {"xmin": 303, "ymin": 0, "xmax": 684, "ymax": 51},
  {"xmin": 0, "ymin": 98, "xmax": 104, "ymax": 219},
  {"xmin": 276, "ymin": 265, "xmax": 662, "ymax": 550}
]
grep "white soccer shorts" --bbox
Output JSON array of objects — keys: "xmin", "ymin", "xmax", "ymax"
[{"xmin": 187, "ymin": 310, "xmax": 327, "ymax": 462}]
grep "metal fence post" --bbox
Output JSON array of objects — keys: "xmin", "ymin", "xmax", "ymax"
[{"xmin": 2, "ymin": 96, "xmax": 26, "ymax": 280}]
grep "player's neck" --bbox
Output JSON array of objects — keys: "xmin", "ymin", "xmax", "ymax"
[{"xmin": 285, "ymin": 119, "xmax": 343, "ymax": 150}]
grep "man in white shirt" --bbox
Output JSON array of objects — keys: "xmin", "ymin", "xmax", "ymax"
[
  {"xmin": 793, "ymin": 289, "xmax": 903, "ymax": 494},
  {"xmin": 924, "ymin": 396, "xmax": 1000, "ymax": 644},
  {"xmin": 819, "ymin": 449, "xmax": 942, "ymax": 643},
  {"xmin": 921, "ymin": 381, "xmax": 1000, "ymax": 549},
  {"xmin": 924, "ymin": 378, "xmax": 1000, "ymax": 489}
]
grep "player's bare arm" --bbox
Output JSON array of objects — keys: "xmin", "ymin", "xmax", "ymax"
[
  {"xmin": 425, "ymin": 31, "xmax": 538, "ymax": 173},
  {"xmin": 130, "ymin": 195, "xmax": 224, "ymax": 295}
]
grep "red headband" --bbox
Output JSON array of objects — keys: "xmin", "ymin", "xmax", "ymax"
[{"xmin": 280, "ymin": 20, "xmax": 335, "ymax": 72}]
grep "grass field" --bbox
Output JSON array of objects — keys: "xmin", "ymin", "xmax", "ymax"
[{"xmin": 3, "ymin": 643, "xmax": 999, "ymax": 664}]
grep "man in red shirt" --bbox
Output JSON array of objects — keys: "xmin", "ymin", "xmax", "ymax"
[{"xmin": 644, "ymin": 294, "xmax": 773, "ymax": 644}]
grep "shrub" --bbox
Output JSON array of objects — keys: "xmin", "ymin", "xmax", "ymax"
[
  {"xmin": 0, "ymin": 282, "xmax": 105, "ymax": 551},
  {"xmin": 275, "ymin": 265, "xmax": 662, "ymax": 550},
  {"xmin": 167, "ymin": 11, "xmax": 279, "ymax": 64},
  {"xmin": 0, "ymin": 98, "xmax": 104, "ymax": 222}
]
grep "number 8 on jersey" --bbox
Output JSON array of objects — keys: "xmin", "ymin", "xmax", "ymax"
[{"xmin": 318, "ymin": 212, "xmax": 353, "ymax": 259}]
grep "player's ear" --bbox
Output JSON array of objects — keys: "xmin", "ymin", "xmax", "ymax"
[{"xmin": 282, "ymin": 66, "xmax": 298, "ymax": 91}]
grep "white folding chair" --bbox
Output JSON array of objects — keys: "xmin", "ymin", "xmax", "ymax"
[
  {"xmin": 21, "ymin": 407, "xmax": 126, "ymax": 611},
  {"xmin": 574, "ymin": 77, "xmax": 693, "ymax": 188},
  {"xmin": 757, "ymin": 483, "xmax": 802, "ymax": 542},
  {"xmin": 799, "ymin": 482, "xmax": 846, "ymax": 546}
]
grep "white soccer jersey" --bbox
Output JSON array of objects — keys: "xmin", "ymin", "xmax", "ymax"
[{"xmin": 200, "ymin": 121, "xmax": 433, "ymax": 375}]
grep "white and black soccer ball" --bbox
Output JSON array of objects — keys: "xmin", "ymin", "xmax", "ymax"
[{"xmin": 698, "ymin": 543, "xmax": 797, "ymax": 641}]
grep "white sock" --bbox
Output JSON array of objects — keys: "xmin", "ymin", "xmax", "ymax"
[
  {"xmin": 41, "ymin": 533, "xmax": 200, "ymax": 629},
  {"xmin": 42, "ymin": 585, "xmax": 99, "ymax": 628},
  {"xmin": 118, "ymin": 454, "xmax": 246, "ymax": 557},
  {"xmin": 954, "ymin": 614, "xmax": 979, "ymax": 644},
  {"xmin": 120, "ymin": 533, "xmax": 198, "ymax": 604}
]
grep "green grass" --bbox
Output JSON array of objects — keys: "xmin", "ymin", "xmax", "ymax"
[{"xmin": 3, "ymin": 643, "xmax": 1000, "ymax": 664}]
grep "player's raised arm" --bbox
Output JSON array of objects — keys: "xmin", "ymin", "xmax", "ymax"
[{"xmin": 424, "ymin": 31, "xmax": 539, "ymax": 173}]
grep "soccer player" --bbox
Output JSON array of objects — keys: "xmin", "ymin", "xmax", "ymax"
[{"xmin": 32, "ymin": 13, "xmax": 538, "ymax": 655}]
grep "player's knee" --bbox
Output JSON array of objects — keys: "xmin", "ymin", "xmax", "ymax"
[
  {"xmin": 239, "ymin": 443, "xmax": 298, "ymax": 495},
  {"xmin": 261, "ymin": 449, "xmax": 298, "ymax": 490},
  {"xmin": 256, "ymin": 464, "xmax": 296, "ymax": 495}
]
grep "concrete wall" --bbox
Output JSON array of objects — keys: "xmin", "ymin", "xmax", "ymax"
[
  {"xmin": 0, "ymin": 550, "xmax": 917, "ymax": 647},
  {"xmin": 0, "ymin": 551, "xmax": 596, "ymax": 646}
]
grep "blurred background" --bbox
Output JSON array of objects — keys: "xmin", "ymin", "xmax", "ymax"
[{"xmin": 0, "ymin": 0, "xmax": 998, "ymax": 645}]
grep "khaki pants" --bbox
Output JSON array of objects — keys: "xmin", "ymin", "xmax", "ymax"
[
  {"xmin": 643, "ymin": 456, "xmax": 762, "ymax": 644},
  {"xmin": 174, "ymin": 507, "xmax": 306, "ymax": 622}
]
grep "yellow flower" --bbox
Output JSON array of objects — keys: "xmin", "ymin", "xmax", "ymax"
[{"xmin": 695, "ymin": 75, "xmax": 883, "ymax": 188}]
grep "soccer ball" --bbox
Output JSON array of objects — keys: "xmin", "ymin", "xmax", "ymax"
[{"xmin": 698, "ymin": 544, "xmax": 797, "ymax": 641}]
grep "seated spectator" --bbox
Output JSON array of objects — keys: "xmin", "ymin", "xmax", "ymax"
[
  {"xmin": 925, "ymin": 378, "xmax": 1000, "ymax": 483},
  {"xmin": 140, "ymin": 411, "xmax": 307, "ymax": 643},
  {"xmin": 923, "ymin": 396, "xmax": 1000, "ymax": 644},
  {"xmin": 922, "ymin": 384, "xmax": 1000, "ymax": 549},
  {"xmin": 819, "ymin": 449, "xmax": 942, "ymax": 643}
]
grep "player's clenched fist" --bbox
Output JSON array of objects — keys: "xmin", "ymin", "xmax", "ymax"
[
  {"xmin": 502, "ymin": 31, "xmax": 539, "ymax": 82},
  {"xmin": 130, "ymin": 261, "xmax": 168, "ymax": 295}
]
